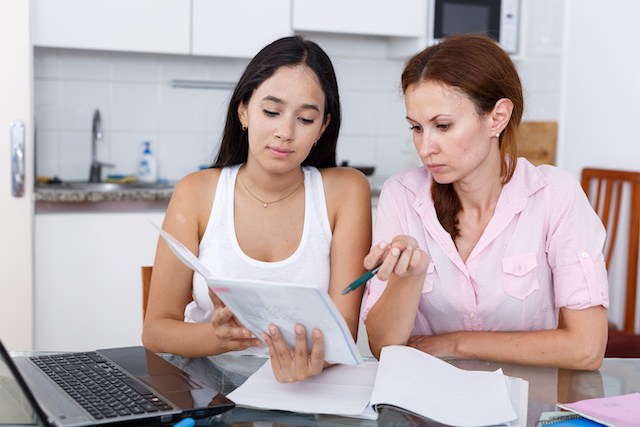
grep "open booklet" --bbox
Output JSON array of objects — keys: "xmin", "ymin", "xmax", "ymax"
[
  {"xmin": 227, "ymin": 345, "xmax": 529, "ymax": 427},
  {"xmin": 152, "ymin": 222, "xmax": 362, "ymax": 366}
]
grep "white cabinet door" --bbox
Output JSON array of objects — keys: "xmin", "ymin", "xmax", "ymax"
[
  {"xmin": 192, "ymin": 0, "xmax": 292, "ymax": 58},
  {"xmin": 34, "ymin": 211, "xmax": 165, "ymax": 351},
  {"xmin": 0, "ymin": 0, "xmax": 34, "ymax": 350},
  {"xmin": 293, "ymin": 0, "xmax": 427, "ymax": 38},
  {"xmin": 32, "ymin": 0, "xmax": 190, "ymax": 54}
]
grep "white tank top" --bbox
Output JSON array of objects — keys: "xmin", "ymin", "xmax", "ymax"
[{"xmin": 184, "ymin": 164, "xmax": 333, "ymax": 350}]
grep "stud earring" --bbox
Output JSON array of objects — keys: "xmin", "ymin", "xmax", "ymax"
[
  {"xmin": 242, "ymin": 124, "xmax": 247, "ymax": 131},
  {"xmin": 496, "ymin": 132, "xmax": 501, "ymax": 138}
]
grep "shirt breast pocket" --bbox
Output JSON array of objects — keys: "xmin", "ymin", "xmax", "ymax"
[{"xmin": 502, "ymin": 253, "xmax": 539, "ymax": 300}]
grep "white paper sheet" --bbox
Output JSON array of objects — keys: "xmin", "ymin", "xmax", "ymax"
[
  {"xmin": 227, "ymin": 345, "xmax": 527, "ymax": 426},
  {"xmin": 152, "ymin": 222, "xmax": 362, "ymax": 366},
  {"xmin": 370, "ymin": 346, "xmax": 519, "ymax": 426}
]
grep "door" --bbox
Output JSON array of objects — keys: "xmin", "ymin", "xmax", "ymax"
[{"xmin": 0, "ymin": 0, "xmax": 34, "ymax": 350}]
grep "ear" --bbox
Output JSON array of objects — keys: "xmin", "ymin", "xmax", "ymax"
[
  {"xmin": 490, "ymin": 98, "xmax": 514, "ymax": 136},
  {"xmin": 237, "ymin": 102, "xmax": 248, "ymax": 128},
  {"xmin": 317, "ymin": 113, "xmax": 331, "ymax": 141}
]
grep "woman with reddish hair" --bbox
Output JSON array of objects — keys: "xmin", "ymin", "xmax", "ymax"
[{"xmin": 362, "ymin": 34, "xmax": 608, "ymax": 370}]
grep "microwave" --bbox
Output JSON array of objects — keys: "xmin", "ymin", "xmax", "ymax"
[{"xmin": 429, "ymin": 0, "xmax": 520, "ymax": 55}]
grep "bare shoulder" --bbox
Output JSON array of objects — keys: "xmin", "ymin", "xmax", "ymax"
[
  {"xmin": 319, "ymin": 167, "xmax": 371, "ymax": 202},
  {"xmin": 172, "ymin": 168, "xmax": 221, "ymax": 203},
  {"xmin": 165, "ymin": 168, "xmax": 222, "ymax": 233}
]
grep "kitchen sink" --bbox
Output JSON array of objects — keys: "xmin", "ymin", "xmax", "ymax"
[{"xmin": 37, "ymin": 181, "xmax": 174, "ymax": 192}]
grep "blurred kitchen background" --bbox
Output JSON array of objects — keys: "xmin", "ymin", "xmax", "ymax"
[{"xmin": 2, "ymin": 0, "xmax": 639, "ymax": 353}]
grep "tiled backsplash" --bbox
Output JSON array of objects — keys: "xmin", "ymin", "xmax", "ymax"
[
  {"xmin": 34, "ymin": 47, "xmax": 417, "ymax": 183},
  {"xmin": 34, "ymin": 5, "xmax": 564, "ymax": 185}
]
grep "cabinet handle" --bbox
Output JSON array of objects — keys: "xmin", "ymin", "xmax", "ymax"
[{"xmin": 10, "ymin": 121, "xmax": 25, "ymax": 198}]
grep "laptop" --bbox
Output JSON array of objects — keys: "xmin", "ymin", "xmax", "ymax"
[{"xmin": 0, "ymin": 338, "xmax": 235, "ymax": 426}]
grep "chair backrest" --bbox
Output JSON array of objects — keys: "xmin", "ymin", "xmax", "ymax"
[
  {"xmin": 141, "ymin": 266, "xmax": 153, "ymax": 319},
  {"xmin": 581, "ymin": 168, "xmax": 640, "ymax": 333},
  {"xmin": 517, "ymin": 121, "xmax": 557, "ymax": 166}
]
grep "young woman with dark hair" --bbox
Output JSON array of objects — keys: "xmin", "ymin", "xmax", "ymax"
[
  {"xmin": 362, "ymin": 34, "xmax": 608, "ymax": 370},
  {"xmin": 143, "ymin": 36, "xmax": 371, "ymax": 383}
]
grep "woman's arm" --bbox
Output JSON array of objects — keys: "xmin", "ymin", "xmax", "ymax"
[
  {"xmin": 141, "ymin": 170, "xmax": 261, "ymax": 357},
  {"xmin": 363, "ymin": 236, "xmax": 430, "ymax": 359},
  {"xmin": 407, "ymin": 305, "xmax": 608, "ymax": 370},
  {"xmin": 325, "ymin": 167, "xmax": 373, "ymax": 339}
]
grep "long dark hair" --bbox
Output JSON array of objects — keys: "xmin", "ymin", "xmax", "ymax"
[
  {"xmin": 401, "ymin": 34, "xmax": 523, "ymax": 240},
  {"xmin": 213, "ymin": 36, "xmax": 340, "ymax": 168}
]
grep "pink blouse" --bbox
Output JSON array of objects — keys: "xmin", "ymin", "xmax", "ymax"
[{"xmin": 362, "ymin": 158, "xmax": 609, "ymax": 336}]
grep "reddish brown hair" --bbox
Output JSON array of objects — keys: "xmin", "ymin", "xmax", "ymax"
[{"xmin": 401, "ymin": 34, "xmax": 523, "ymax": 240}]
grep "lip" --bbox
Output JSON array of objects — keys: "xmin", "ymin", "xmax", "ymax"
[
  {"xmin": 268, "ymin": 146, "xmax": 294, "ymax": 159},
  {"xmin": 426, "ymin": 163, "xmax": 445, "ymax": 173}
]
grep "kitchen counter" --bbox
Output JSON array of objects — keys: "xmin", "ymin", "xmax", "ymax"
[{"xmin": 34, "ymin": 183, "xmax": 175, "ymax": 212}]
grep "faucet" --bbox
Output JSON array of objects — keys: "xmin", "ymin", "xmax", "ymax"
[{"xmin": 89, "ymin": 109, "xmax": 114, "ymax": 182}]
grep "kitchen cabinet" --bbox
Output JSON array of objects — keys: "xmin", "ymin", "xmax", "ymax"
[
  {"xmin": 192, "ymin": 0, "xmax": 291, "ymax": 58},
  {"xmin": 32, "ymin": 0, "xmax": 191, "ymax": 54},
  {"xmin": 32, "ymin": 0, "xmax": 291, "ymax": 58},
  {"xmin": 292, "ymin": 0, "xmax": 427, "ymax": 38},
  {"xmin": 34, "ymin": 210, "xmax": 165, "ymax": 351}
]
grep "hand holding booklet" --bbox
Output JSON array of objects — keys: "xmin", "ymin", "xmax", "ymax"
[
  {"xmin": 227, "ymin": 345, "xmax": 529, "ymax": 427},
  {"xmin": 152, "ymin": 222, "xmax": 362, "ymax": 366}
]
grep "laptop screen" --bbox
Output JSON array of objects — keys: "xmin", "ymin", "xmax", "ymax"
[{"xmin": 0, "ymin": 343, "xmax": 49, "ymax": 426}]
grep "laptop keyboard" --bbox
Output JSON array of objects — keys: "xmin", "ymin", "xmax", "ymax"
[{"xmin": 30, "ymin": 352, "xmax": 173, "ymax": 420}]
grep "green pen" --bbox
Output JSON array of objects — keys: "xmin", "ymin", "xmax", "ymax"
[{"xmin": 341, "ymin": 265, "xmax": 381, "ymax": 295}]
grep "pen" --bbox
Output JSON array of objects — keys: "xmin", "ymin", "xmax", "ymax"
[{"xmin": 341, "ymin": 265, "xmax": 381, "ymax": 295}]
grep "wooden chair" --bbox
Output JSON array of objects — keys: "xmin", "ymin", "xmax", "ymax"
[
  {"xmin": 141, "ymin": 266, "xmax": 194, "ymax": 319},
  {"xmin": 517, "ymin": 121, "xmax": 557, "ymax": 166},
  {"xmin": 581, "ymin": 168, "xmax": 640, "ymax": 357},
  {"xmin": 141, "ymin": 266, "xmax": 153, "ymax": 319}
]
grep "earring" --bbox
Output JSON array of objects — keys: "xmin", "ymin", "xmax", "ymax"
[
  {"xmin": 496, "ymin": 132, "xmax": 501, "ymax": 138},
  {"xmin": 242, "ymin": 124, "xmax": 247, "ymax": 131}
]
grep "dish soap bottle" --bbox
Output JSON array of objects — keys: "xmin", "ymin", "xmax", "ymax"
[{"xmin": 138, "ymin": 141, "xmax": 157, "ymax": 183}]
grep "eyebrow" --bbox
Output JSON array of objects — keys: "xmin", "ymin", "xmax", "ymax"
[{"xmin": 263, "ymin": 95, "xmax": 320, "ymax": 112}]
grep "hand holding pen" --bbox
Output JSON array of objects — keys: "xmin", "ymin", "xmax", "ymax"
[{"xmin": 342, "ymin": 237, "xmax": 430, "ymax": 295}]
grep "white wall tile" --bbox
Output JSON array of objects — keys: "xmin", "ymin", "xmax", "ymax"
[
  {"xmin": 159, "ymin": 133, "xmax": 209, "ymax": 180},
  {"xmin": 35, "ymin": 130, "xmax": 59, "ymax": 179},
  {"xmin": 110, "ymin": 83, "xmax": 159, "ymax": 131},
  {"xmin": 58, "ymin": 131, "xmax": 92, "ymax": 181},
  {"xmin": 159, "ymin": 85, "xmax": 207, "ymax": 133},
  {"xmin": 111, "ymin": 51, "xmax": 160, "ymax": 83},
  {"xmin": 58, "ymin": 81, "xmax": 109, "ymax": 130},
  {"xmin": 59, "ymin": 49, "xmax": 109, "ymax": 81},
  {"xmin": 34, "ymin": 80, "xmax": 59, "ymax": 130},
  {"xmin": 33, "ymin": 47, "xmax": 59, "ymax": 79}
]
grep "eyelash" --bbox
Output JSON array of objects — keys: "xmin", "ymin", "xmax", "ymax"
[
  {"xmin": 263, "ymin": 109, "xmax": 315, "ymax": 125},
  {"xmin": 409, "ymin": 124, "xmax": 450, "ymax": 132}
]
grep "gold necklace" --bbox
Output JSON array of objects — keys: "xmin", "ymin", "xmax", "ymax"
[{"xmin": 238, "ymin": 171, "xmax": 304, "ymax": 208}]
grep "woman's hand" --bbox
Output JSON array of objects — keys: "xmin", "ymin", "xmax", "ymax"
[
  {"xmin": 263, "ymin": 324, "xmax": 326, "ymax": 383},
  {"xmin": 364, "ymin": 235, "xmax": 430, "ymax": 282},
  {"xmin": 212, "ymin": 306, "xmax": 262, "ymax": 352}
]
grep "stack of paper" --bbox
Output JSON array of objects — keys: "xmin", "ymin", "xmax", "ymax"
[{"xmin": 228, "ymin": 345, "xmax": 528, "ymax": 426}]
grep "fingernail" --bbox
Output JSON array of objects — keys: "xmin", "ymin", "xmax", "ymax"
[
  {"xmin": 392, "ymin": 247, "xmax": 400, "ymax": 256},
  {"xmin": 313, "ymin": 330, "xmax": 321, "ymax": 338},
  {"xmin": 255, "ymin": 339, "xmax": 262, "ymax": 346},
  {"xmin": 295, "ymin": 326, "xmax": 304, "ymax": 335},
  {"xmin": 379, "ymin": 241, "xmax": 388, "ymax": 249},
  {"xmin": 407, "ymin": 246, "xmax": 414, "ymax": 251},
  {"xmin": 269, "ymin": 326, "xmax": 277, "ymax": 334}
]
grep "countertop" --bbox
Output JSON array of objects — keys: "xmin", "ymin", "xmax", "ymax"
[{"xmin": 34, "ymin": 182, "xmax": 175, "ymax": 212}]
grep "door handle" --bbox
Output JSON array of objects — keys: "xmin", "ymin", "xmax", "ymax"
[{"xmin": 10, "ymin": 121, "xmax": 25, "ymax": 198}]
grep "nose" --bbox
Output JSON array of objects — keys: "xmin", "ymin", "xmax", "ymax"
[
  {"xmin": 274, "ymin": 116, "xmax": 295, "ymax": 141},
  {"xmin": 415, "ymin": 132, "xmax": 437, "ymax": 159}
]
